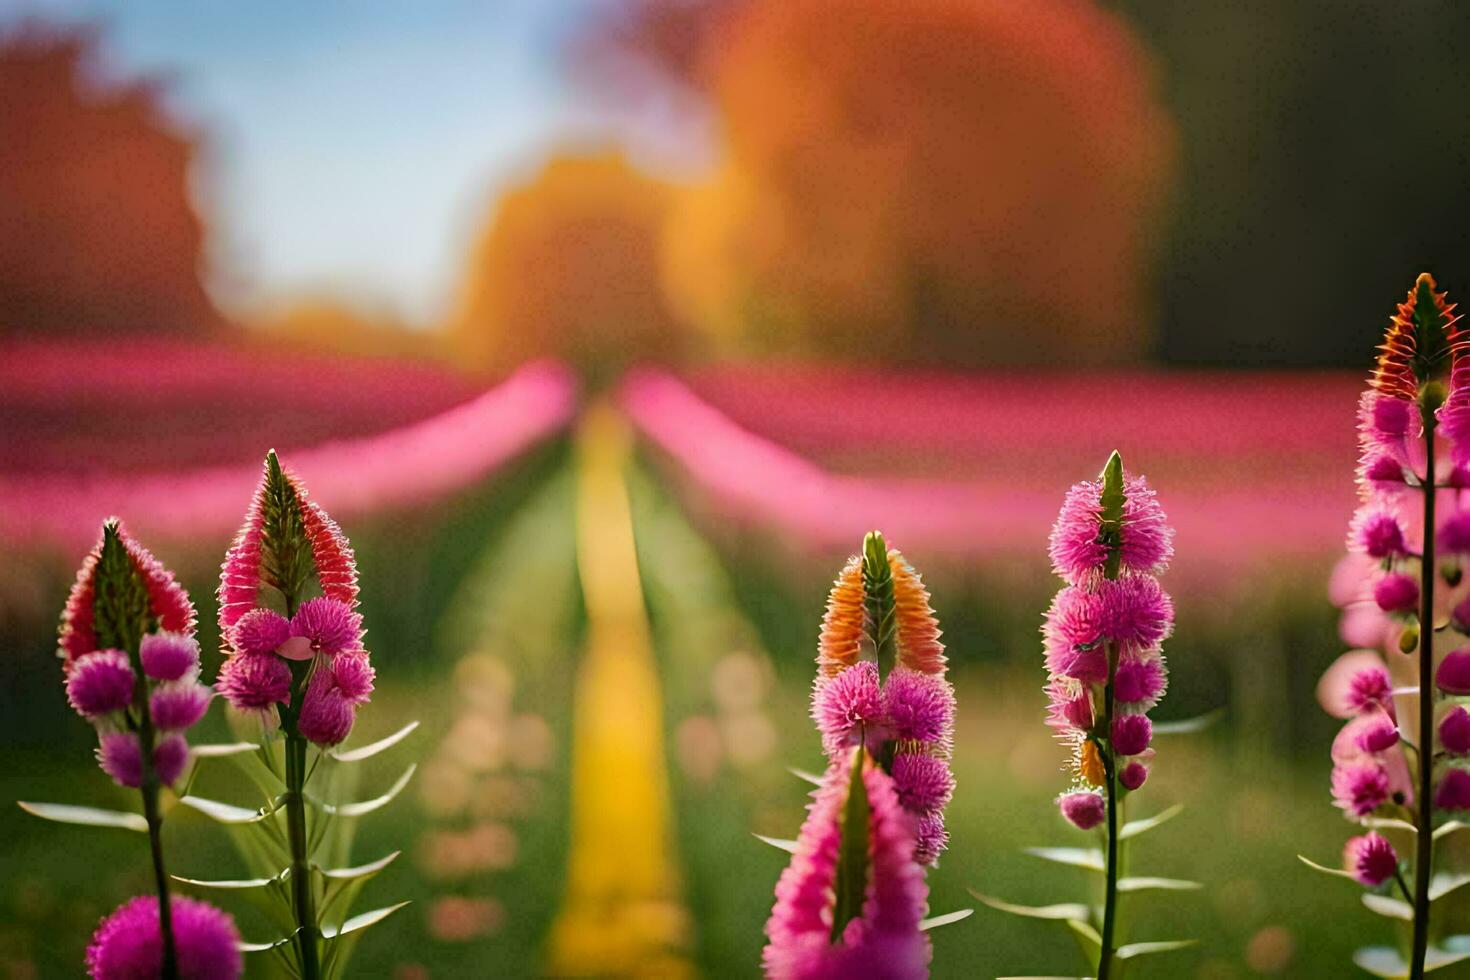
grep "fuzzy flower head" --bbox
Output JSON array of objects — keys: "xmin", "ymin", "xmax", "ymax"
[
  {"xmin": 216, "ymin": 652, "xmax": 292, "ymax": 714},
  {"xmin": 96, "ymin": 732, "xmax": 188, "ymax": 789},
  {"xmin": 66, "ymin": 650, "xmax": 136, "ymax": 719},
  {"xmin": 762, "ymin": 751, "xmax": 930, "ymax": 980},
  {"xmin": 1048, "ymin": 453, "xmax": 1173, "ymax": 586},
  {"xmin": 1332, "ymin": 759, "xmax": 1391, "ymax": 819},
  {"xmin": 1343, "ymin": 833, "xmax": 1399, "ymax": 888},
  {"xmin": 1369, "ymin": 272, "xmax": 1463, "ymax": 403},
  {"xmin": 807, "ymin": 532, "xmax": 956, "ymax": 864},
  {"xmin": 59, "ymin": 520, "xmax": 195, "ymax": 671},
  {"xmin": 1350, "ymin": 506, "xmax": 1409, "ymax": 559},
  {"xmin": 1058, "ymin": 789, "xmax": 1105, "ymax": 830},
  {"xmin": 86, "ymin": 895, "xmax": 242, "ymax": 980},
  {"xmin": 139, "ymin": 632, "xmax": 200, "ymax": 682}
]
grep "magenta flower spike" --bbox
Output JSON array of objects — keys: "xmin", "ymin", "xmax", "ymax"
[
  {"xmin": 763, "ymin": 531, "xmax": 957, "ymax": 978},
  {"xmin": 205, "ymin": 451, "xmax": 408, "ymax": 980},
  {"xmin": 980, "ymin": 451, "xmax": 1194, "ymax": 979},
  {"xmin": 762, "ymin": 749, "xmax": 931, "ymax": 980},
  {"xmin": 24, "ymin": 519, "xmax": 231, "ymax": 979},
  {"xmin": 86, "ymin": 895, "xmax": 242, "ymax": 980},
  {"xmin": 1313, "ymin": 273, "xmax": 1468, "ymax": 979}
]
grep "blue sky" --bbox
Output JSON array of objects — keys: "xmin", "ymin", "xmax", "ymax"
[{"xmin": 10, "ymin": 1, "xmax": 623, "ymax": 325}]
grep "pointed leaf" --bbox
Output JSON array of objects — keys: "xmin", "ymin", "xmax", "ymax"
[
  {"xmin": 1430, "ymin": 872, "xmax": 1470, "ymax": 901},
  {"xmin": 830, "ymin": 747, "xmax": 870, "ymax": 943},
  {"xmin": 1297, "ymin": 854, "xmax": 1356, "ymax": 880},
  {"xmin": 1068, "ymin": 918, "xmax": 1103, "ymax": 960},
  {"xmin": 191, "ymin": 742, "xmax": 262, "ymax": 759},
  {"xmin": 788, "ymin": 767, "xmax": 825, "ymax": 787},
  {"xmin": 1023, "ymin": 847, "xmax": 1105, "ymax": 872},
  {"xmin": 1118, "ymin": 877, "xmax": 1202, "ymax": 893},
  {"xmin": 17, "ymin": 801, "xmax": 147, "ymax": 832},
  {"xmin": 969, "ymin": 890, "xmax": 1090, "ymax": 921},
  {"xmin": 1428, "ymin": 948, "xmax": 1470, "ymax": 972},
  {"xmin": 317, "ymin": 851, "xmax": 400, "ymax": 881},
  {"xmin": 1120, "ymin": 804, "xmax": 1183, "ymax": 840},
  {"xmin": 313, "ymin": 764, "xmax": 415, "ymax": 818},
  {"xmin": 1362, "ymin": 894, "xmax": 1414, "ymax": 920},
  {"xmin": 321, "ymin": 901, "xmax": 410, "ymax": 940},
  {"xmin": 754, "ymin": 834, "xmax": 799, "ymax": 854},
  {"xmin": 1365, "ymin": 817, "xmax": 1418, "ymax": 834},
  {"xmin": 172, "ymin": 873, "xmax": 278, "ymax": 890},
  {"xmin": 1354, "ymin": 946, "xmax": 1407, "ymax": 978},
  {"xmin": 1116, "ymin": 940, "xmax": 1198, "ymax": 960},
  {"xmin": 1151, "ymin": 709, "xmax": 1224, "ymax": 736},
  {"xmin": 177, "ymin": 795, "xmax": 277, "ymax": 824},
  {"xmin": 238, "ymin": 936, "xmax": 294, "ymax": 953},
  {"xmin": 328, "ymin": 721, "xmax": 419, "ymax": 763},
  {"xmin": 919, "ymin": 909, "xmax": 973, "ymax": 931},
  {"xmin": 1434, "ymin": 820, "xmax": 1470, "ymax": 841}
]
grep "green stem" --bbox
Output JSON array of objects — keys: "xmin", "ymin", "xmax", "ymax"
[
  {"xmin": 1098, "ymin": 640, "xmax": 1120, "ymax": 980},
  {"xmin": 285, "ymin": 729, "xmax": 322, "ymax": 980},
  {"xmin": 1411, "ymin": 416, "xmax": 1437, "ymax": 980},
  {"xmin": 140, "ymin": 772, "xmax": 178, "ymax": 980}
]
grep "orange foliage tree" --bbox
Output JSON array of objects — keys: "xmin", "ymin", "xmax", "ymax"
[
  {"xmin": 448, "ymin": 151, "xmax": 687, "ymax": 379},
  {"xmin": 0, "ymin": 24, "xmax": 220, "ymax": 336},
  {"xmin": 594, "ymin": 0, "xmax": 1176, "ymax": 366}
]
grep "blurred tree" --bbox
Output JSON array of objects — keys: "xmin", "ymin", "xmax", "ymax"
[
  {"xmin": 250, "ymin": 297, "xmax": 447, "ymax": 361},
  {"xmin": 448, "ymin": 151, "xmax": 688, "ymax": 380},
  {"xmin": 584, "ymin": 0, "xmax": 1175, "ymax": 366},
  {"xmin": 0, "ymin": 24, "xmax": 222, "ymax": 336}
]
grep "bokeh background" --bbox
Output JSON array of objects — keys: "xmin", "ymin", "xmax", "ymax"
[{"xmin": 4, "ymin": 1, "xmax": 1470, "ymax": 977}]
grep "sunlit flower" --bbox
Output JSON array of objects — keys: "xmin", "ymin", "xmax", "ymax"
[
  {"xmin": 1048, "ymin": 473, "xmax": 1172, "ymax": 586},
  {"xmin": 86, "ymin": 895, "xmax": 241, "ymax": 980},
  {"xmin": 216, "ymin": 652, "xmax": 291, "ymax": 713}
]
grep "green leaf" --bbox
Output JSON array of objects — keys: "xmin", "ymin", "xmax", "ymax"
[
  {"xmin": 1296, "ymin": 854, "xmax": 1356, "ymax": 880},
  {"xmin": 17, "ymin": 801, "xmax": 147, "ymax": 832},
  {"xmin": 172, "ymin": 873, "xmax": 279, "ymax": 890},
  {"xmin": 753, "ymin": 834, "xmax": 799, "ymax": 854},
  {"xmin": 259, "ymin": 450, "xmax": 314, "ymax": 602},
  {"xmin": 191, "ymin": 742, "xmax": 262, "ymax": 759},
  {"xmin": 238, "ymin": 936, "xmax": 294, "ymax": 953},
  {"xmin": 1152, "ymin": 710, "xmax": 1225, "ymax": 736},
  {"xmin": 830, "ymin": 747, "xmax": 870, "ymax": 943},
  {"xmin": 177, "ymin": 795, "xmax": 278, "ymax": 824},
  {"xmin": 969, "ymin": 890, "xmax": 1090, "ymax": 921},
  {"xmin": 861, "ymin": 531, "xmax": 896, "ymax": 672},
  {"xmin": 313, "ymin": 764, "xmax": 415, "ymax": 818},
  {"xmin": 1434, "ymin": 820, "xmax": 1470, "ymax": 841},
  {"xmin": 1117, "ymin": 877, "xmax": 1202, "ymax": 893},
  {"xmin": 1116, "ymin": 940, "xmax": 1198, "ymax": 960},
  {"xmin": 1068, "ymin": 919, "xmax": 1103, "ymax": 962},
  {"xmin": 1120, "ymin": 804, "xmax": 1183, "ymax": 840},
  {"xmin": 1428, "ymin": 949, "xmax": 1470, "ymax": 972},
  {"xmin": 1354, "ymin": 946, "xmax": 1407, "ymax": 978},
  {"xmin": 1430, "ymin": 872, "xmax": 1470, "ymax": 901},
  {"xmin": 328, "ymin": 722, "xmax": 419, "ymax": 763},
  {"xmin": 317, "ymin": 853, "xmax": 401, "ymax": 933},
  {"xmin": 788, "ymin": 767, "xmax": 825, "ymax": 787},
  {"xmin": 1362, "ymin": 894, "xmax": 1414, "ymax": 920},
  {"xmin": 323, "ymin": 901, "xmax": 410, "ymax": 939},
  {"xmin": 1365, "ymin": 817, "xmax": 1419, "ymax": 834},
  {"xmin": 317, "ymin": 851, "xmax": 399, "ymax": 882},
  {"xmin": 1023, "ymin": 847, "xmax": 1105, "ymax": 871},
  {"xmin": 94, "ymin": 520, "xmax": 155, "ymax": 654},
  {"xmin": 919, "ymin": 909, "xmax": 973, "ymax": 931}
]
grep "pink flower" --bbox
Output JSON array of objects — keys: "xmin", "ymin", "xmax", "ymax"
[
  {"xmin": 139, "ymin": 632, "xmax": 200, "ymax": 682},
  {"xmin": 332, "ymin": 649, "xmax": 376, "ymax": 703},
  {"xmin": 1048, "ymin": 473, "xmax": 1173, "ymax": 585},
  {"xmin": 216, "ymin": 652, "xmax": 291, "ymax": 712},
  {"xmin": 1354, "ymin": 715, "xmax": 1400, "ymax": 754},
  {"xmin": 1441, "ymin": 706, "xmax": 1470, "ymax": 755},
  {"xmin": 1111, "ymin": 714, "xmax": 1152, "ymax": 757},
  {"xmin": 290, "ymin": 598, "xmax": 363, "ymax": 657},
  {"xmin": 1332, "ymin": 760, "xmax": 1390, "ymax": 818},
  {"xmin": 882, "ymin": 668, "xmax": 955, "ymax": 746},
  {"xmin": 762, "ymin": 756, "xmax": 930, "ymax": 980},
  {"xmin": 149, "ymin": 682, "xmax": 212, "ymax": 731},
  {"xmin": 1436, "ymin": 768, "xmax": 1470, "ymax": 811},
  {"xmin": 86, "ymin": 894, "xmax": 241, "ymax": 980},
  {"xmin": 153, "ymin": 733, "xmax": 190, "ymax": 786},
  {"xmin": 1350, "ymin": 507, "xmax": 1409, "ymax": 559},
  {"xmin": 1345, "ymin": 666, "xmax": 1394, "ymax": 715},
  {"xmin": 1119, "ymin": 761, "xmax": 1149, "ymax": 790},
  {"xmin": 298, "ymin": 667, "xmax": 356, "ymax": 746},
  {"xmin": 97, "ymin": 732, "xmax": 143, "ymax": 788},
  {"xmin": 1373, "ymin": 573, "xmax": 1420, "ymax": 614},
  {"xmin": 913, "ymin": 813, "xmax": 948, "ymax": 867},
  {"xmin": 1343, "ymin": 833, "xmax": 1399, "ymax": 887},
  {"xmin": 59, "ymin": 521, "xmax": 196, "ymax": 670},
  {"xmin": 890, "ymin": 752, "xmax": 954, "ymax": 815},
  {"xmin": 1113, "ymin": 657, "xmax": 1168, "ymax": 707},
  {"xmin": 228, "ymin": 608, "xmax": 291, "ymax": 657},
  {"xmin": 811, "ymin": 662, "xmax": 883, "ymax": 754},
  {"xmin": 1097, "ymin": 575, "xmax": 1173, "ymax": 652},
  {"xmin": 1058, "ymin": 790, "xmax": 1105, "ymax": 830},
  {"xmin": 1439, "ymin": 511, "xmax": 1470, "ymax": 554},
  {"xmin": 66, "ymin": 650, "xmax": 136, "ymax": 718},
  {"xmin": 1437, "ymin": 649, "xmax": 1470, "ymax": 696}
]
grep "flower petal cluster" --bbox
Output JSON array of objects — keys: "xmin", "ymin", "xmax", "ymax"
[
  {"xmin": 86, "ymin": 895, "xmax": 241, "ymax": 980},
  {"xmin": 58, "ymin": 523, "xmax": 209, "ymax": 788},
  {"xmin": 1044, "ymin": 457, "xmax": 1172, "ymax": 824},
  {"xmin": 810, "ymin": 543, "xmax": 955, "ymax": 863},
  {"xmin": 762, "ymin": 753, "xmax": 930, "ymax": 980},
  {"xmin": 215, "ymin": 454, "xmax": 373, "ymax": 744}
]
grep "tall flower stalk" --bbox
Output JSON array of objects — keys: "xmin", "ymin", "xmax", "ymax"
[
  {"xmin": 762, "ymin": 531, "xmax": 962, "ymax": 978},
  {"xmin": 978, "ymin": 452, "xmax": 1193, "ymax": 976},
  {"xmin": 209, "ymin": 451, "xmax": 409, "ymax": 979},
  {"xmin": 24, "ymin": 519, "xmax": 239, "ymax": 979},
  {"xmin": 1311, "ymin": 273, "xmax": 1468, "ymax": 978}
]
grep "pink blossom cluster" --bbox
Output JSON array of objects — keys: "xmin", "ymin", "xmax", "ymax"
[
  {"xmin": 761, "ymin": 754, "xmax": 931, "ymax": 980},
  {"xmin": 214, "ymin": 456, "xmax": 374, "ymax": 745},
  {"xmin": 1044, "ymin": 464, "xmax": 1174, "ymax": 827},
  {"xmin": 86, "ymin": 894, "xmax": 241, "ymax": 980},
  {"xmin": 58, "ymin": 524, "xmax": 212, "ymax": 789}
]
